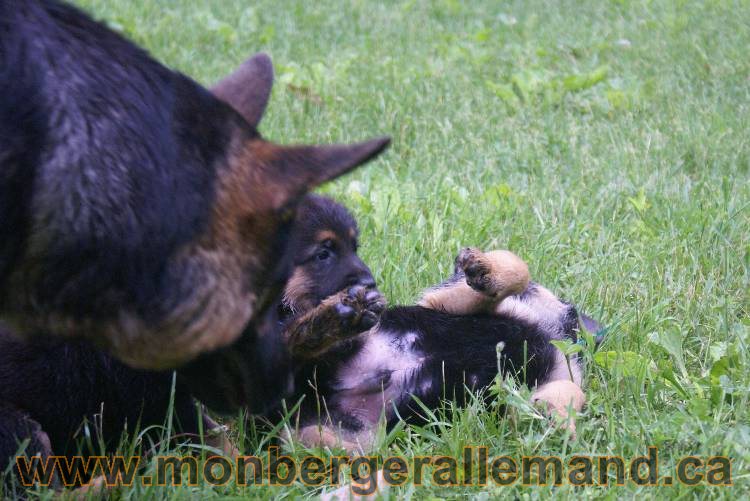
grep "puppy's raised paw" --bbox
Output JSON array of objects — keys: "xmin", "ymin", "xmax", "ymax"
[
  {"xmin": 335, "ymin": 285, "xmax": 386, "ymax": 332},
  {"xmin": 285, "ymin": 286, "xmax": 386, "ymax": 361},
  {"xmin": 455, "ymin": 247, "xmax": 495, "ymax": 294},
  {"xmin": 456, "ymin": 248, "xmax": 529, "ymax": 300}
]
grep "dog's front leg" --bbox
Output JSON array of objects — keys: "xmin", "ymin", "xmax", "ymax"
[
  {"xmin": 284, "ymin": 286, "xmax": 385, "ymax": 360},
  {"xmin": 418, "ymin": 248, "xmax": 530, "ymax": 314}
]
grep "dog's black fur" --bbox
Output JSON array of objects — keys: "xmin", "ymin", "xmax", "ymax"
[
  {"xmin": 0, "ymin": 0, "xmax": 389, "ymax": 412},
  {"xmin": 0, "ymin": 331, "xmax": 202, "ymax": 485},
  {"xmin": 0, "ymin": 0, "xmax": 224, "ymax": 318}
]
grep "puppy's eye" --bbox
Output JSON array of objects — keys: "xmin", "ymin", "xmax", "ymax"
[{"xmin": 316, "ymin": 249, "xmax": 331, "ymax": 261}]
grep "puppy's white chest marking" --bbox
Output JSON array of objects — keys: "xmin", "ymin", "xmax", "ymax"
[
  {"xmin": 332, "ymin": 329, "xmax": 423, "ymax": 424},
  {"xmin": 496, "ymin": 284, "xmax": 569, "ymax": 337},
  {"xmin": 496, "ymin": 283, "xmax": 582, "ymax": 385}
]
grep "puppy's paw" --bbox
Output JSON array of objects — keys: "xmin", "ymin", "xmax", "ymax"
[
  {"xmin": 334, "ymin": 285, "xmax": 386, "ymax": 333},
  {"xmin": 531, "ymin": 380, "xmax": 585, "ymax": 438},
  {"xmin": 455, "ymin": 248, "xmax": 529, "ymax": 299},
  {"xmin": 455, "ymin": 247, "xmax": 499, "ymax": 296}
]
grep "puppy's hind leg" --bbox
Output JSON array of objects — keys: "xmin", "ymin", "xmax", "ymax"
[
  {"xmin": 531, "ymin": 380, "xmax": 585, "ymax": 438},
  {"xmin": 295, "ymin": 424, "xmax": 365, "ymax": 453},
  {"xmin": 530, "ymin": 346, "xmax": 586, "ymax": 438},
  {"xmin": 295, "ymin": 424, "xmax": 389, "ymax": 500},
  {"xmin": 418, "ymin": 248, "xmax": 530, "ymax": 315},
  {"xmin": 202, "ymin": 414, "xmax": 240, "ymax": 459}
]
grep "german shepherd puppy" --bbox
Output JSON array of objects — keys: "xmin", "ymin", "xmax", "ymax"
[
  {"xmin": 0, "ymin": 0, "xmax": 389, "ymax": 412},
  {"xmin": 278, "ymin": 197, "xmax": 599, "ymax": 451}
]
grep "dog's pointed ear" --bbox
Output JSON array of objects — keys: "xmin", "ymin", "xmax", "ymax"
[
  {"xmin": 284, "ymin": 136, "xmax": 392, "ymax": 189},
  {"xmin": 212, "ymin": 52, "xmax": 274, "ymax": 127},
  {"xmin": 248, "ymin": 136, "xmax": 390, "ymax": 209}
]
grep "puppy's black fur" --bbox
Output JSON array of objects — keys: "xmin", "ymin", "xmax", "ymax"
[
  {"xmin": 289, "ymin": 307, "xmax": 575, "ymax": 441},
  {"xmin": 277, "ymin": 198, "xmax": 596, "ymax": 448}
]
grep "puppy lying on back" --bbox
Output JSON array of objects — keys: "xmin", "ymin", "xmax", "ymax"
[{"xmin": 279, "ymin": 197, "xmax": 599, "ymax": 451}]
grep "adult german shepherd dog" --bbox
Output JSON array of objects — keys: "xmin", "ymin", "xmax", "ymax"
[{"xmin": 0, "ymin": 0, "xmax": 389, "ymax": 410}]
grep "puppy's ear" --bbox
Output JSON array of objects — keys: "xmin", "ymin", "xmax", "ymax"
[{"xmin": 212, "ymin": 52, "xmax": 274, "ymax": 127}]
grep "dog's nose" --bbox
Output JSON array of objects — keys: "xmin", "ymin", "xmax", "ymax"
[
  {"xmin": 346, "ymin": 270, "xmax": 376, "ymax": 288},
  {"xmin": 346, "ymin": 271, "xmax": 375, "ymax": 288},
  {"xmin": 346, "ymin": 257, "xmax": 376, "ymax": 288},
  {"xmin": 358, "ymin": 274, "xmax": 376, "ymax": 288}
]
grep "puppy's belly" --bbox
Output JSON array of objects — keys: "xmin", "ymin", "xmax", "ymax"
[
  {"xmin": 329, "ymin": 328, "xmax": 422, "ymax": 426},
  {"xmin": 496, "ymin": 283, "xmax": 574, "ymax": 339}
]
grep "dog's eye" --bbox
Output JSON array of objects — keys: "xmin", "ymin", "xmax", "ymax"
[{"xmin": 316, "ymin": 249, "xmax": 331, "ymax": 261}]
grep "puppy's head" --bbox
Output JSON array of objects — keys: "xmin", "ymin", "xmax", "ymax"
[{"xmin": 281, "ymin": 195, "xmax": 375, "ymax": 317}]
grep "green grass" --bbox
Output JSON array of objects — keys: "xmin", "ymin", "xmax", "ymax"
[{"xmin": 17, "ymin": 0, "xmax": 750, "ymax": 498}]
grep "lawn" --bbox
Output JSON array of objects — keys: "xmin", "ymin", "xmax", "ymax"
[{"xmin": 21, "ymin": 0, "xmax": 750, "ymax": 498}]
